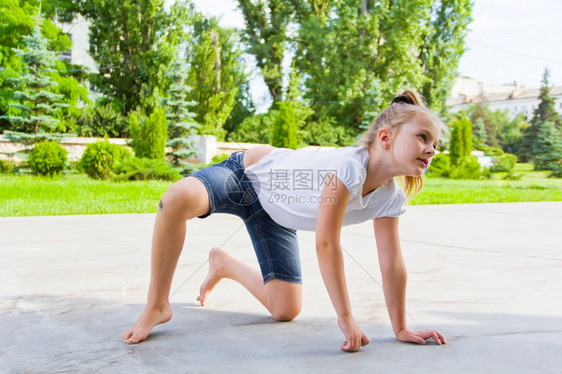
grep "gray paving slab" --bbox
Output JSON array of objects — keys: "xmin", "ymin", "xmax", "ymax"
[{"xmin": 1, "ymin": 202, "xmax": 561, "ymax": 373}]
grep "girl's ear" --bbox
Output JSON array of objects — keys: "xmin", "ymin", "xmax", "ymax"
[{"xmin": 378, "ymin": 128, "xmax": 392, "ymax": 149}]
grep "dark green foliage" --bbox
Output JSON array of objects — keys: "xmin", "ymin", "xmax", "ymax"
[
  {"xmin": 78, "ymin": 0, "xmax": 191, "ymax": 114},
  {"xmin": 550, "ymin": 164, "xmax": 562, "ymax": 178},
  {"xmin": 237, "ymin": 0, "xmax": 292, "ymax": 104},
  {"xmin": 530, "ymin": 120, "xmax": 562, "ymax": 171},
  {"xmin": 28, "ymin": 141, "xmax": 67, "ymax": 176},
  {"xmin": 112, "ymin": 157, "xmax": 181, "ymax": 182},
  {"xmin": 227, "ymin": 112, "xmax": 276, "ymax": 144},
  {"xmin": 524, "ymin": 69, "xmax": 562, "ymax": 170},
  {"xmin": 298, "ymin": 115, "xmax": 355, "ymax": 147},
  {"xmin": 500, "ymin": 113, "xmax": 527, "ymax": 156},
  {"xmin": 0, "ymin": 159, "xmax": 17, "ymax": 174},
  {"xmin": 188, "ymin": 16, "xmax": 246, "ymax": 140},
  {"xmin": 271, "ymin": 101, "xmax": 298, "ymax": 149},
  {"xmin": 472, "ymin": 118, "xmax": 487, "ymax": 150},
  {"xmin": 79, "ymin": 141, "xmax": 132, "ymax": 180},
  {"xmin": 239, "ymin": 0, "xmax": 473, "ymax": 129},
  {"xmin": 129, "ymin": 107, "xmax": 168, "ymax": 160},
  {"xmin": 74, "ymin": 104, "xmax": 129, "ymax": 138}
]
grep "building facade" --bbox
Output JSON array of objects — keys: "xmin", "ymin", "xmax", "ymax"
[{"xmin": 447, "ymin": 76, "xmax": 562, "ymax": 119}]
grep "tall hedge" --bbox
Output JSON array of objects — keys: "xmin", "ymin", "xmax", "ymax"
[
  {"xmin": 129, "ymin": 106, "xmax": 168, "ymax": 160},
  {"xmin": 271, "ymin": 101, "xmax": 298, "ymax": 150}
]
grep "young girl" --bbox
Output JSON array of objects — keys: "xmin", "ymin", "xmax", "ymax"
[{"xmin": 122, "ymin": 90, "xmax": 447, "ymax": 352}]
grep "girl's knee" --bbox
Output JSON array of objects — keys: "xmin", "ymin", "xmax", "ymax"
[
  {"xmin": 160, "ymin": 178, "xmax": 210, "ymax": 219},
  {"xmin": 271, "ymin": 303, "xmax": 301, "ymax": 322},
  {"xmin": 264, "ymin": 279, "xmax": 302, "ymax": 321}
]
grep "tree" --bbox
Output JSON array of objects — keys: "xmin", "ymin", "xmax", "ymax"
[
  {"xmin": 0, "ymin": 0, "xmax": 74, "ymax": 130},
  {"xmin": 238, "ymin": 0, "xmax": 473, "ymax": 132},
  {"xmin": 77, "ymin": 0, "xmax": 191, "ymax": 114},
  {"xmin": 419, "ymin": 0, "xmax": 473, "ymax": 115},
  {"xmin": 187, "ymin": 15, "xmax": 247, "ymax": 140},
  {"xmin": 525, "ymin": 68, "xmax": 562, "ymax": 169},
  {"xmin": 472, "ymin": 117, "xmax": 487, "ymax": 150},
  {"xmin": 162, "ymin": 56, "xmax": 200, "ymax": 171},
  {"xmin": 237, "ymin": 0, "xmax": 292, "ymax": 104},
  {"xmin": 0, "ymin": 9, "xmax": 68, "ymax": 144},
  {"xmin": 499, "ymin": 113, "xmax": 527, "ymax": 156},
  {"xmin": 466, "ymin": 103, "xmax": 505, "ymax": 149}
]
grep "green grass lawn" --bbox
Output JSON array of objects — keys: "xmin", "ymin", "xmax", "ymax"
[
  {"xmin": 410, "ymin": 176, "xmax": 562, "ymax": 205},
  {"xmin": 1, "ymin": 164, "xmax": 561, "ymax": 217},
  {"xmin": 0, "ymin": 174, "xmax": 170, "ymax": 217}
]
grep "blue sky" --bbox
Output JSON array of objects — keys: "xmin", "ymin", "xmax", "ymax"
[{"xmin": 192, "ymin": 0, "xmax": 562, "ymax": 100}]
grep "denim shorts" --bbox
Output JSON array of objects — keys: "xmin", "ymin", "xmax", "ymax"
[{"xmin": 187, "ymin": 152, "xmax": 302, "ymax": 284}]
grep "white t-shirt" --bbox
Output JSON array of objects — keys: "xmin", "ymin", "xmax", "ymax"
[{"xmin": 245, "ymin": 146, "xmax": 406, "ymax": 231}]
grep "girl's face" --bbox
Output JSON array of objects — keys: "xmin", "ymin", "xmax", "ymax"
[{"xmin": 388, "ymin": 116, "xmax": 440, "ymax": 177}]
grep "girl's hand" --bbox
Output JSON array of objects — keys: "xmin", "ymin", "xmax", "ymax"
[
  {"xmin": 396, "ymin": 328, "xmax": 447, "ymax": 345},
  {"xmin": 337, "ymin": 317, "xmax": 371, "ymax": 352}
]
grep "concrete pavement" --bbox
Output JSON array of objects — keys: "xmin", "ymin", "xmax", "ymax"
[{"xmin": 1, "ymin": 202, "xmax": 561, "ymax": 373}]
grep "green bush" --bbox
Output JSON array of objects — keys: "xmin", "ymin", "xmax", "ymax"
[
  {"xmin": 427, "ymin": 153, "xmax": 450, "ymax": 177},
  {"xmin": 112, "ymin": 157, "xmax": 182, "ymax": 182},
  {"xmin": 28, "ymin": 141, "xmax": 67, "ymax": 177},
  {"xmin": 483, "ymin": 146, "xmax": 505, "ymax": 157},
  {"xmin": 80, "ymin": 141, "xmax": 132, "ymax": 180},
  {"xmin": 490, "ymin": 153, "xmax": 517, "ymax": 172},
  {"xmin": 449, "ymin": 156, "xmax": 488, "ymax": 180},
  {"xmin": 75, "ymin": 103, "xmax": 129, "ymax": 138},
  {"xmin": 227, "ymin": 112, "xmax": 275, "ymax": 144},
  {"xmin": 0, "ymin": 159, "xmax": 16, "ymax": 174}
]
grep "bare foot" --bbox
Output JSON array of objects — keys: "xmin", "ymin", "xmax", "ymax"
[
  {"xmin": 122, "ymin": 301, "xmax": 173, "ymax": 344},
  {"xmin": 197, "ymin": 247, "xmax": 228, "ymax": 306}
]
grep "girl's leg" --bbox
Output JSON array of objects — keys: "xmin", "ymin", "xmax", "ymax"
[
  {"xmin": 198, "ymin": 247, "xmax": 302, "ymax": 321},
  {"xmin": 122, "ymin": 177, "xmax": 210, "ymax": 344}
]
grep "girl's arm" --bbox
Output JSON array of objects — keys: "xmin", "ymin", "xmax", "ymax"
[
  {"xmin": 316, "ymin": 176, "xmax": 370, "ymax": 352},
  {"xmin": 373, "ymin": 217, "xmax": 446, "ymax": 345}
]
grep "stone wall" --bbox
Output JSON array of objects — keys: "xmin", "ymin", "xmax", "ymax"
[{"xmin": 0, "ymin": 135, "xmax": 267, "ymax": 164}]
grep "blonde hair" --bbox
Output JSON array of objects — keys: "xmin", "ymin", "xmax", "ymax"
[{"xmin": 358, "ymin": 90, "xmax": 446, "ymax": 198}]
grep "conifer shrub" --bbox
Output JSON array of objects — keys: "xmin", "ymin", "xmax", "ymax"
[
  {"xmin": 80, "ymin": 141, "xmax": 132, "ymax": 180},
  {"xmin": 271, "ymin": 102, "xmax": 298, "ymax": 149},
  {"xmin": 28, "ymin": 141, "xmax": 67, "ymax": 177},
  {"xmin": 128, "ymin": 107, "xmax": 167, "ymax": 160}
]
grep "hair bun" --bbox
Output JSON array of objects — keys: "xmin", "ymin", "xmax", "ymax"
[{"xmin": 391, "ymin": 95, "xmax": 414, "ymax": 105}]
